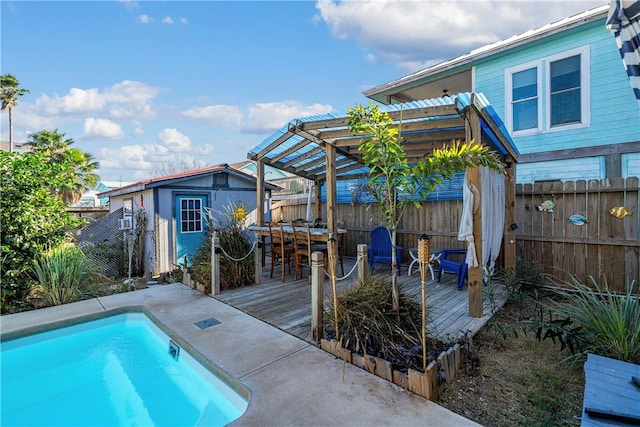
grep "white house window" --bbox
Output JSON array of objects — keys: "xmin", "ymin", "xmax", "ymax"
[
  {"xmin": 512, "ymin": 67, "xmax": 539, "ymax": 131},
  {"xmin": 180, "ymin": 198, "xmax": 202, "ymax": 233},
  {"xmin": 549, "ymin": 55, "xmax": 581, "ymax": 126},
  {"xmin": 506, "ymin": 46, "xmax": 589, "ymax": 135}
]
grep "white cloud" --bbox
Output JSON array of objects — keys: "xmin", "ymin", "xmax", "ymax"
[
  {"xmin": 181, "ymin": 101, "xmax": 335, "ymax": 134},
  {"xmin": 182, "ymin": 105, "xmax": 243, "ymax": 129},
  {"xmin": 34, "ymin": 88, "xmax": 105, "ymax": 115},
  {"xmin": 83, "ymin": 118, "xmax": 124, "ymax": 139},
  {"xmin": 157, "ymin": 128, "xmax": 191, "ymax": 152},
  {"xmin": 138, "ymin": 14, "xmax": 152, "ymax": 24},
  {"xmin": 243, "ymin": 101, "xmax": 334, "ymax": 133},
  {"xmin": 132, "ymin": 120, "xmax": 144, "ymax": 137},
  {"xmin": 31, "ymin": 80, "xmax": 159, "ymax": 121},
  {"xmin": 107, "ymin": 80, "xmax": 160, "ymax": 106},
  {"xmin": 179, "ymin": 17, "xmax": 188, "ymax": 24},
  {"xmin": 98, "ymin": 144, "xmax": 153, "ymax": 170},
  {"xmin": 162, "ymin": 16, "xmax": 174, "ymax": 25},
  {"xmin": 119, "ymin": 1, "xmax": 138, "ymax": 10},
  {"xmin": 315, "ymin": 0, "xmax": 606, "ymax": 72}
]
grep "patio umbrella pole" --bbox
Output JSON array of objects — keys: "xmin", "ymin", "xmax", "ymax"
[
  {"xmin": 418, "ymin": 234, "xmax": 430, "ymax": 372},
  {"xmin": 328, "ymin": 235, "xmax": 339, "ymax": 341}
]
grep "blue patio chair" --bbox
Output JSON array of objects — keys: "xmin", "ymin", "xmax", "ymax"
[
  {"xmin": 437, "ymin": 248, "xmax": 468, "ymax": 290},
  {"xmin": 368, "ymin": 226, "xmax": 402, "ymax": 274}
]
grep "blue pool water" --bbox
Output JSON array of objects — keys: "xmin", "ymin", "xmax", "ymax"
[{"xmin": 1, "ymin": 313, "xmax": 247, "ymax": 427}]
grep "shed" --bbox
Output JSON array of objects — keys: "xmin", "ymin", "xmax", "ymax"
[
  {"xmin": 98, "ymin": 163, "xmax": 279, "ymax": 277},
  {"xmin": 247, "ymin": 92, "xmax": 519, "ymax": 317}
]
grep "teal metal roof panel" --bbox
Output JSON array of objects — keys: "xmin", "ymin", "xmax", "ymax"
[{"xmin": 248, "ymin": 92, "xmax": 518, "ymax": 182}]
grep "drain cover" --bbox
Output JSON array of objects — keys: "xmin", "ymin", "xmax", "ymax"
[{"xmin": 194, "ymin": 317, "xmax": 221, "ymax": 329}]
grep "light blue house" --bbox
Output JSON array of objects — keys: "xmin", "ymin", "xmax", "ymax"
[{"xmin": 365, "ymin": 4, "xmax": 640, "ymax": 183}]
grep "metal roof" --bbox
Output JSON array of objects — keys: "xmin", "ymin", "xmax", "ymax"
[
  {"xmin": 364, "ymin": 4, "xmax": 609, "ymax": 102},
  {"xmin": 97, "ymin": 163, "xmax": 280, "ymax": 198},
  {"xmin": 247, "ymin": 92, "xmax": 518, "ymax": 183}
]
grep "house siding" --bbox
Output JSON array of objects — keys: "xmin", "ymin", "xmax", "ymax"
[{"xmin": 474, "ymin": 19, "xmax": 640, "ymax": 182}]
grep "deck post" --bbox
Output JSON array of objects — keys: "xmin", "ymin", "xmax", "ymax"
[
  {"xmin": 311, "ymin": 251, "xmax": 324, "ymax": 342},
  {"xmin": 210, "ymin": 233, "xmax": 221, "ymax": 296},
  {"xmin": 357, "ymin": 244, "xmax": 368, "ymax": 282}
]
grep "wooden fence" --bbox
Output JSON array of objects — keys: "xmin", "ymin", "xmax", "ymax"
[
  {"xmin": 516, "ymin": 177, "xmax": 639, "ymax": 291},
  {"xmin": 270, "ymin": 177, "xmax": 639, "ymax": 292}
]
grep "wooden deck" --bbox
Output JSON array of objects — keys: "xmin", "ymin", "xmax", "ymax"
[{"xmin": 215, "ymin": 257, "xmax": 508, "ymax": 343}]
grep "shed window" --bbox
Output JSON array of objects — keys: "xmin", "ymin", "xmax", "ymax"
[
  {"xmin": 213, "ymin": 173, "xmax": 228, "ymax": 187},
  {"xmin": 180, "ymin": 198, "xmax": 202, "ymax": 233}
]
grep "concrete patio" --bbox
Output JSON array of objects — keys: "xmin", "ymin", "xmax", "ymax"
[{"xmin": 1, "ymin": 283, "xmax": 479, "ymax": 427}]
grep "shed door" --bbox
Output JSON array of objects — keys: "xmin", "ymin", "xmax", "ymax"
[{"xmin": 175, "ymin": 195, "xmax": 207, "ymax": 266}]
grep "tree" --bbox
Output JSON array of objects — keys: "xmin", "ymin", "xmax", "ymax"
[
  {"xmin": 347, "ymin": 104, "xmax": 503, "ymax": 311},
  {"xmin": 26, "ymin": 130, "xmax": 99, "ymax": 204},
  {"xmin": 151, "ymin": 155, "xmax": 208, "ymax": 177},
  {"xmin": 0, "ymin": 74, "xmax": 30, "ymax": 152},
  {"xmin": 0, "ymin": 151, "xmax": 83, "ymax": 312}
]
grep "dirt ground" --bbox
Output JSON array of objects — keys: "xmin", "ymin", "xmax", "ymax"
[{"xmin": 436, "ymin": 296, "xmax": 586, "ymax": 427}]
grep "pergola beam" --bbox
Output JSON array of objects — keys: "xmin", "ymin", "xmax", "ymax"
[{"xmin": 300, "ymin": 104, "xmax": 460, "ymax": 131}]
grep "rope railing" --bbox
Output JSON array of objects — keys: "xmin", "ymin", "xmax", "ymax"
[
  {"xmin": 216, "ymin": 239, "xmax": 258, "ymax": 262},
  {"xmin": 323, "ymin": 254, "xmax": 364, "ymax": 281}
]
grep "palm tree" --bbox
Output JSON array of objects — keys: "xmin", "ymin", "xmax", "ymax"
[
  {"xmin": 0, "ymin": 74, "xmax": 30, "ymax": 152},
  {"xmin": 26, "ymin": 129, "xmax": 100, "ymax": 204}
]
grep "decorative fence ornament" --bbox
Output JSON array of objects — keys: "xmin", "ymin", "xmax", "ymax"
[
  {"xmin": 537, "ymin": 200, "xmax": 555, "ymax": 212},
  {"xmin": 609, "ymin": 206, "xmax": 633, "ymax": 219},
  {"xmin": 568, "ymin": 214, "xmax": 589, "ymax": 226}
]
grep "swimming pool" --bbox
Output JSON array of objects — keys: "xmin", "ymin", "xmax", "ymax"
[{"xmin": 1, "ymin": 312, "xmax": 248, "ymax": 427}]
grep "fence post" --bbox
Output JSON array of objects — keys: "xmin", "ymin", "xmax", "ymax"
[
  {"xmin": 254, "ymin": 235, "xmax": 262, "ymax": 285},
  {"xmin": 357, "ymin": 243, "xmax": 369, "ymax": 282},
  {"xmin": 210, "ymin": 232, "xmax": 221, "ymax": 296},
  {"xmin": 311, "ymin": 251, "xmax": 324, "ymax": 342}
]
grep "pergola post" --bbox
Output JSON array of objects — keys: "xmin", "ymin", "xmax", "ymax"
[
  {"xmin": 467, "ymin": 167, "xmax": 483, "ymax": 317},
  {"xmin": 325, "ymin": 144, "xmax": 337, "ymax": 234},
  {"xmin": 503, "ymin": 156, "xmax": 517, "ymax": 273},
  {"xmin": 315, "ymin": 180, "xmax": 323, "ymax": 222},
  {"xmin": 466, "ymin": 104, "xmax": 483, "ymax": 318}
]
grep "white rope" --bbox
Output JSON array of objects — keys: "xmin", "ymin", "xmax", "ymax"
[
  {"xmin": 216, "ymin": 239, "xmax": 258, "ymax": 262},
  {"xmin": 323, "ymin": 254, "xmax": 364, "ymax": 281}
]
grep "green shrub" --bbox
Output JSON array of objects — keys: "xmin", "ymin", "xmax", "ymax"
[
  {"xmin": 31, "ymin": 244, "xmax": 98, "ymax": 306},
  {"xmin": 1, "ymin": 151, "xmax": 84, "ymax": 312},
  {"xmin": 191, "ymin": 203, "xmax": 255, "ymax": 291},
  {"xmin": 536, "ymin": 277, "xmax": 640, "ymax": 364}
]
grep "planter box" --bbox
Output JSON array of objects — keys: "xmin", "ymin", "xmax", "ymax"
[{"xmin": 319, "ymin": 338, "xmax": 466, "ymax": 401}]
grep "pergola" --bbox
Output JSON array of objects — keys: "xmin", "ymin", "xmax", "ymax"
[{"xmin": 247, "ymin": 92, "xmax": 519, "ymax": 317}]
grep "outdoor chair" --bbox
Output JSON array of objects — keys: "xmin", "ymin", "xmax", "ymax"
[
  {"xmin": 437, "ymin": 248, "xmax": 468, "ymax": 290},
  {"xmin": 368, "ymin": 226, "xmax": 402, "ymax": 274},
  {"xmin": 292, "ymin": 222, "xmax": 313, "ymax": 281},
  {"xmin": 267, "ymin": 222, "xmax": 294, "ymax": 282}
]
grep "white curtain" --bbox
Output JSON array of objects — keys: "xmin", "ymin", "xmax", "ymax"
[
  {"xmin": 458, "ymin": 172, "xmax": 478, "ymax": 267},
  {"xmin": 481, "ymin": 167, "xmax": 505, "ymax": 277},
  {"xmin": 458, "ymin": 168, "xmax": 506, "ymax": 276}
]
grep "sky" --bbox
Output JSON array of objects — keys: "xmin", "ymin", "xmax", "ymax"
[{"xmin": 1, "ymin": 0, "xmax": 608, "ymax": 184}]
